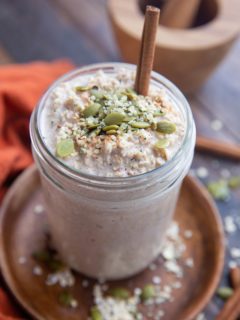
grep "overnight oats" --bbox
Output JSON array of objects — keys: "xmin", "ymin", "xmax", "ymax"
[{"xmin": 30, "ymin": 63, "xmax": 196, "ymax": 280}]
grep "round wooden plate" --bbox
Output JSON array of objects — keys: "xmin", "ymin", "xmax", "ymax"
[{"xmin": 0, "ymin": 166, "xmax": 224, "ymax": 320}]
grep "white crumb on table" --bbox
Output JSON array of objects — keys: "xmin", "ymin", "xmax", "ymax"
[
  {"xmin": 18, "ymin": 256, "xmax": 27, "ymax": 265},
  {"xmin": 70, "ymin": 299, "xmax": 78, "ymax": 308},
  {"xmin": 195, "ymin": 313, "xmax": 206, "ymax": 320},
  {"xmin": 34, "ymin": 204, "xmax": 44, "ymax": 215},
  {"xmin": 211, "ymin": 119, "xmax": 223, "ymax": 131},
  {"xmin": 33, "ymin": 265, "xmax": 43, "ymax": 276},
  {"xmin": 152, "ymin": 276, "xmax": 161, "ymax": 285},
  {"xmin": 224, "ymin": 216, "xmax": 237, "ymax": 234},
  {"xmin": 230, "ymin": 248, "xmax": 240, "ymax": 259},
  {"xmin": 46, "ymin": 269, "xmax": 75, "ymax": 287},
  {"xmin": 185, "ymin": 258, "xmax": 194, "ymax": 268},
  {"xmin": 196, "ymin": 167, "xmax": 209, "ymax": 179},
  {"xmin": 229, "ymin": 260, "xmax": 238, "ymax": 269},
  {"xmin": 184, "ymin": 230, "xmax": 193, "ymax": 239}
]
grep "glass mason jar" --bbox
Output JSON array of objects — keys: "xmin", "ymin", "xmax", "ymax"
[{"xmin": 30, "ymin": 63, "xmax": 196, "ymax": 280}]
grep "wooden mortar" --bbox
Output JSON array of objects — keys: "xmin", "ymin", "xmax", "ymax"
[{"xmin": 108, "ymin": 0, "xmax": 240, "ymax": 93}]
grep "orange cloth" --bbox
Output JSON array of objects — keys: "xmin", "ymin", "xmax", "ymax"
[
  {"xmin": 0, "ymin": 60, "xmax": 74, "ymax": 318},
  {"xmin": 0, "ymin": 60, "xmax": 73, "ymax": 202}
]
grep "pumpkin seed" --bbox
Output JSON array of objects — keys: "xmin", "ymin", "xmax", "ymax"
[
  {"xmin": 217, "ymin": 287, "xmax": 233, "ymax": 300},
  {"xmin": 109, "ymin": 287, "xmax": 130, "ymax": 300},
  {"xmin": 123, "ymin": 88, "xmax": 137, "ymax": 100},
  {"xmin": 130, "ymin": 121, "xmax": 151, "ymax": 129},
  {"xmin": 153, "ymin": 110, "xmax": 165, "ymax": 117},
  {"xmin": 56, "ymin": 139, "xmax": 75, "ymax": 158},
  {"xmin": 228, "ymin": 176, "xmax": 240, "ymax": 189},
  {"xmin": 90, "ymin": 306, "xmax": 103, "ymax": 320},
  {"xmin": 91, "ymin": 89, "xmax": 105, "ymax": 100},
  {"xmin": 88, "ymin": 124, "xmax": 99, "ymax": 130},
  {"xmin": 59, "ymin": 291, "xmax": 74, "ymax": 307},
  {"xmin": 154, "ymin": 139, "xmax": 169, "ymax": 149},
  {"xmin": 106, "ymin": 130, "xmax": 117, "ymax": 135},
  {"xmin": 141, "ymin": 284, "xmax": 155, "ymax": 302},
  {"xmin": 104, "ymin": 112, "xmax": 125, "ymax": 125},
  {"xmin": 156, "ymin": 121, "xmax": 176, "ymax": 134},
  {"xmin": 207, "ymin": 180, "xmax": 230, "ymax": 201},
  {"xmin": 83, "ymin": 103, "xmax": 101, "ymax": 118},
  {"xmin": 75, "ymin": 85, "xmax": 92, "ymax": 92},
  {"xmin": 103, "ymin": 125, "xmax": 119, "ymax": 131}
]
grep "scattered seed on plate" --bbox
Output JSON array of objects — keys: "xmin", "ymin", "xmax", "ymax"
[
  {"xmin": 211, "ymin": 119, "xmax": 223, "ymax": 131},
  {"xmin": 196, "ymin": 167, "xmax": 209, "ymax": 179},
  {"xmin": 185, "ymin": 258, "xmax": 194, "ymax": 268},
  {"xmin": 230, "ymin": 248, "xmax": 240, "ymax": 259},
  {"xmin": 224, "ymin": 216, "xmax": 237, "ymax": 234},
  {"xmin": 217, "ymin": 287, "xmax": 233, "ymax": 300},
  {"xmin": 18, "ymin": 256, "xmax": 27, "ymax": 265},
  {"xmin": 33, "ymin": 265, "xmax": 43, "ymax": 276},
  {"xmin": 184, "ymin": 230, "xmax": 193, "ymax": 239},
  {"xmin": 34, "ymin": 204, "xmax": 44, "ymax": 215},
  {"xmin": 152, "ymin": 276, "xmax": 161, "ymax": 285}
]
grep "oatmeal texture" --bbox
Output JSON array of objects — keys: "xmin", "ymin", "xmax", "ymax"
[{"xmin": 41, "ymin": 68, "xmax": 185, "ymax": 177}]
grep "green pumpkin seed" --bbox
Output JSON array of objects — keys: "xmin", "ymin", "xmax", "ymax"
[
  {"xmin": 156, "ymin": 121, "xmax": 176, "ymax": 134},
  {"xmin": 106, "ymin": 130, "xmax": 117, "ymax": 135},
  {"xmin": 104, "ymin": 112, "xmax": 125, "ymax": 125},
  {"xmin": 154, "ymin": 139, "xmax": 169, "ymax": 149},
  {"xmin": 123, "ymin": 88, "xmax": 137, "ymax": 100},
  {"xmin": 141, "ymin": 284, "xmax": 156, "ymax": 302},
  {"xmin": 75, "ymin": 85, "xmax": 92, "ymax": 92},
  {"xmin": 59, "ymin": 291, "xmax": 74, "ymax": 307},
  {"xmin": 109, "ymin": 287, "xmax": 130, "ymax": 300},
  {"xmin": 83, "ymin": 103, "xmax": 101, "ymax": 118},
  {"xmin": 103, "ymin": 125, "xmax": 119, "ymax": 131},
  {"xmin": 207, "ymin": 180, "xmax": 230, "ymax": 201},
  {"xmin": 217, "ymin": 287, "xmax": 233, "ymax": 300},
  {"xmin": 228, "ymin": 176, "xmax": 240, "ymax": 189},
  {"xmin": 88, "ymin": 124, "xmax": 99, "ymax": 130},
  {"xmin": 153, "ymin": 110, "xmax": 165, "ymax": 117},
  {"xmin": 90, "ymin": 89, "xmax": 105, "ymax": 100},
  {"xmin": 130, "ymin": 121, "xmax": 150, "ymax": 129},
  {"xmin": 56, "ymin": 139, "xmax": 75, "ymax": 158},
  {"xmin": 90, "ymin": 306, "xmax": 103, "ymax": 320}
]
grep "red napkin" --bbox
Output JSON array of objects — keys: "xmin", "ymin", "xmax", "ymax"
[{"xmin": 0, "ymin": 60, "xmax": 74, "ymax": 318}]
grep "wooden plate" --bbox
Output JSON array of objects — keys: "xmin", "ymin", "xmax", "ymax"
[{"xmin": 0, "ymin": 166, "xmax": 224, "ymax": 320}]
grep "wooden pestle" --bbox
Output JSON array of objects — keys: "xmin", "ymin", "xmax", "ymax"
[{"xmin": 160, "ymin": 0, "xmax": 201, "ymax": 28}]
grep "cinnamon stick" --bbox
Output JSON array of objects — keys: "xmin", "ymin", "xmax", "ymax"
[
  {"xmin": 135, "ymin": 6, "xmax": 160, "ymax": 96},
  {"xmin": 196, "ymin": 136, "xmax": 240, "ymax": 161},
  {"xmin": 230, "ymin": 267, "xmax": 240, "ymax": 289}
]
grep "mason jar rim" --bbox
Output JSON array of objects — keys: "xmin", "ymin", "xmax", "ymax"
[{"xmin": 30, "ymin": 62, "xmax": 195, "ymax": 187}]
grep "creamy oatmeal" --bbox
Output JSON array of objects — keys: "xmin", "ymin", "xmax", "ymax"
[{"xmin": 40, "ymin": 68, "xmax": 185, "ymax": 177}]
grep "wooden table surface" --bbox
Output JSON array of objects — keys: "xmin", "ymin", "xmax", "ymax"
[{"xmin": 0, "ymin": 0, "xmax": 239, "ymax": 319}]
